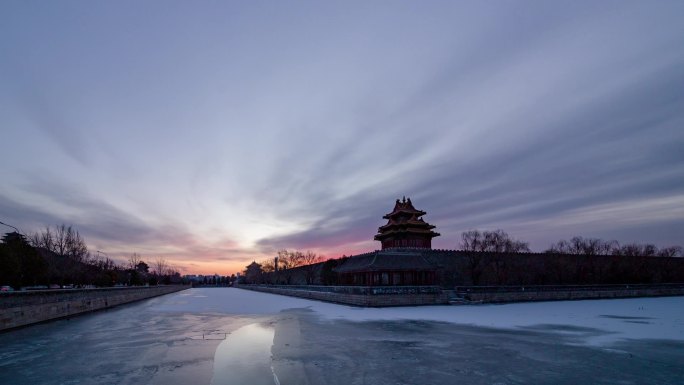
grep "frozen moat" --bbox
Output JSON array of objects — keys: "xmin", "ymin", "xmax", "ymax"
[
  {"xmin": 211, "ymin": 323, "xmax": 278, "ymax": 385},
  {"xmin": 1, "ymin": 288, "xmax": 683, "ymax": 384}
]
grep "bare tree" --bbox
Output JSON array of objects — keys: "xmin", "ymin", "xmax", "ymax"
[
  {"xmin": 65, "ymin": 228, "xmax": 88, "ymax": 263},
  {"xmin": 460, "ymin": 229, "xmax": 529, "ymax": 285},
  {"xmin": 461, "ymin": 229, "xmax": 530, "ymax": 253},
  {"xmin": 28, "ymin": 224, "xmax": 90, "ymax": 285},
  {"xmin": 32, "ymin": 224, "xmax": 89, "ymax": 261},
  {"xmin": 53, "ymin": 224, "xmax": 69, "ymax": 257},
  {"xmin": 547, "ymin": 237, "xmax": 616, "ymax": 256},
  {"xmin": 276, "ymin": 249, "xmax": 305, "ymax": 269},
  {"xmin": 300, "ymin": 251, "xmax": 323, "ymax": 266},
  {"xmin": 127, "ymin": 253, "xmax": 143, "ymax": 270},
  {"xmin": 153, "ymin": 257, "xmax": 169, "ymax": 276},
  {"xmin": 548, "ymin": 237, "xmax": 680, "ymax": 257},
  {"xmin": 300, "ymin": 251, "xmax": 323, "ymax": 284},
  {"xmin": 461, "ymin": 230, "xmax": 485, "ymax": 252},
  {"xmin": 658, "ymin": 246, "xmax": 683, "ymax": 258},
  {"xmin": 461, "ymin": 230, "xmax": 487, "ymax": 285},
  {"xmin": 260, "ymin": 258, "xmax": 275, "ymax": 273},
  {"xmin": 617, "ymin": 243, "xmax": 658, "ymax": 257}
]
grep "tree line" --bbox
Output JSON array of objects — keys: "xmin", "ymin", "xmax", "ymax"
[
  {"xmin": 460, "ymin": 229, "xmax": 682, "ymax": 257},
  {"xmin": 0, "ymin": 224, "xmax": 182, "ymax": 290},
  {"xmin": 242, "ymin": 230, "xmax": 683, "ymax": 287},
  {"xmin": 243, "ymin": 249, "xmax": 324, "ymax": 284},
  {"xmin": 454, "ymin": 229, "xmax": 683, "ymax": 286}
]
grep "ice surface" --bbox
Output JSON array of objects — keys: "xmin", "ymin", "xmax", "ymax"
[
  {"xmin": 211, "ymin": 323, "xmax": 276, "ymax": 385},
  {"xmin": 152, "ymin": 288, "xmax": 684, "ymax": 345},
  {"xmin": 2, "ymin": 287, "xmax": 682, "ymax": 385}
]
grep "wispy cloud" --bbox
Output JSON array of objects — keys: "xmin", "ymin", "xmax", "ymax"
[{"xmin": 1, "ymin": 1, "xmax": 683, "ymax": 273}]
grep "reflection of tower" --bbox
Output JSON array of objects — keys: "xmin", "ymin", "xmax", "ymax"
[
  {"xmin": 274, "ymin": 256, "xmax": 279, "ymax": 272},
  {"xmin": 374, "ymin": 197, "xmax": 440, "ymax": 249}
]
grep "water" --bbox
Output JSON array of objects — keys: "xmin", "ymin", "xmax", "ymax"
[
  {"xmin": 211, "ymin": 323, "xmax": 278, "ymax": 385},
  {"xmin": 0, "ymin": 293, "xmax": 272, "ymax": 385}
]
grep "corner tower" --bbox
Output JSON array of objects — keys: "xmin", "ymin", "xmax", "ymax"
[{"xmin": 374, "ymin": 197, "xmax": 440, "ymax": 250}]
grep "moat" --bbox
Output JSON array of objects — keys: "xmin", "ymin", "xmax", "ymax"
[{"xmin": 1, "ymin": 288, "xmax": 683, "ymax": 385}]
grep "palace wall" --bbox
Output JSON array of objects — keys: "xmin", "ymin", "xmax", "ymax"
[
  {"xmin": 453, "ymin": 284, "xmax": 684, "ymax": 303},
  {"xmin": 254, "ymin": 250, "xmax": 684, "ymax": 288},
  {"xmin": 239, "ymin": 285, "xmax": 449, "ymax": 306},
  {"xmin": 0, "ymin": 285, "xmax": 189, "ymax": 331},
  {"xmin": 241, "ymin": 283, "xmax": 684, "ymax": 307}
]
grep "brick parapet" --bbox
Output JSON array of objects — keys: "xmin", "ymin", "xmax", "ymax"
[
  {"xmin": 462, "ymin": 286, "xmax": 684, "ymax": 303},
  {"xmin": 0, "ymin": 285, "xmax": 189, "ymax": 331},
  {"xmin": 239, "ymin": 285, "xmax": 449, "ymax": 307},
  {"xmin": 241, "ymin": 284, "xmax": 684, "ymax": 307}
]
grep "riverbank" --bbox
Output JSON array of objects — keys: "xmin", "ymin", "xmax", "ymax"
[
  {"xmin": 453, "ymin": 283, "xmax": 684, "ymax": 303},
  {"xmin": 238, "ymin": 283, "xmax": 684, "ymax": 307},
  {"xmin": 0, "ymin": 285, "xmax": 189, "ymax": 331},
  {"xmin": 240, "ymin": 284, "xmax": 448, "ymax": 306}
]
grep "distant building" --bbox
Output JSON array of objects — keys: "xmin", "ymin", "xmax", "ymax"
[
  {"xmin": 336, "ymin": 197, "xmax": 439, "ymax": 286},
  {"xmin": 374, "ymin": 197, "xmax": 440, "ymax": 249},
  {"xmin": 244, "ymin": 261, "xmax": 263, "ymax": 284}
]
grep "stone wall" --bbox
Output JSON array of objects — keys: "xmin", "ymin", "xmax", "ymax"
[
  {"xmin": 240, "ymin": 285, "xmax": 448, "ymax": 307},
  {"xmin": 456, "ymin": 284, "xmax": 684, "ymax": 303},
  {"xmin": 0, "ymin": 285, "xmax": 188, "ymax": 331},
  {"xmin": 261, "ymin": 249, "xmax": 684, "ymax": 287},
  {"xmin": 241, "ymin": 284, "xmax": 684, "ymax": 307}
]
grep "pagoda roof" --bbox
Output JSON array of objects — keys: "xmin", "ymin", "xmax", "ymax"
[
  {"xmin": 378, "ymin": 220, "xmax": 436, "ymax": 232},
  {"xmin": 374, "ymin": 228, "xmax": 441, "ymax": 241},
  {"xmin": 383, "ymin": 197, "xmax": 426, "ymax": 219},
  {"xmin": 373, "ymin": 197, "xmax": 441, "ymax": 248},
  {"xmin": 334, "ymin": 250, "xmax": 436, "ymax": 273}
]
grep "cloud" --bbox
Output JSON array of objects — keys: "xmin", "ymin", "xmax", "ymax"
[{"xmin": 2, "ymin": 1, "xmax": 683, "ymax": 273}]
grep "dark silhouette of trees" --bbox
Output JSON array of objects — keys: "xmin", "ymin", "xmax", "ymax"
[
  {"xmin": 547, "ymin": 237, "xmax": 682, "ymax": 258},
  {"xmin": 276, "ymin": 249, "xmax": 303, "ymax": 269},
  {"xmin": 616, "ymin": 243, "xmax": 658, "ymax": 257},
  {"xmin": 447, "ymin": 231, "xmax": 684, "ymax": 286},
  {"xmin": 546, "ymin": 237, "xmax": 616, "ymax": 255},
  {"xmin": 1, "ymin": 224, "xmax": 182, "ymax": 288},
  {"xmin": 0, "ymin": 232, "xmax": 46, "ymax": 288},
  {"xmin": 152, "ymin": 257, "xmax": 169, "ymax": 277},
  {"xmin": 460, "ymin": 230, "xmax": 530, "ymax": 285},
  {"xmin": 461, "ymin": 229, "xmax": 530, "ymax": 253},
  {"xmin": 258, "ymin": 250, "xmax": 326, "ymax": 285},
  {"xmin": 127, "ymin": 253, "xmax": 143, "ymax": 270},
  {"xmin": 266, "ymin": 249, "xmax": 324, "ymax": 284},
  {"xmin": 300, "ymin": 251, "xmax": 323, "ymax": 284},
  {"xmin": 658, "ymin": 246, "xmax": 683, "ymax": 258},
  {"xmin": 260, "ymin": 258, "xmax": 275, "ymax": 273},
  {"xmin": 28, "ymin": 224, "xmax": 91, "ymax": 285},
  {"xmin": 124, "ymin": 253, "xmax": 149, "ymax": 285}
]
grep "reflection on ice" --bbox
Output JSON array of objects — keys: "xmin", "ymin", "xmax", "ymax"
[{"xmin": 211, "ymin": 323, "xmax": 278, "ymax": 385}]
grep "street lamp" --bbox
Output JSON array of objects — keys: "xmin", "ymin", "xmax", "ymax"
[{"xmin": 0, "ymin": 220, "xmax": 22, "ymax": 234}]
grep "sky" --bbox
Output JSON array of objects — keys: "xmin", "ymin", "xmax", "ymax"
[{"xmin": 1, "ymin": 1, "xmax": 683, "ymax": 275}]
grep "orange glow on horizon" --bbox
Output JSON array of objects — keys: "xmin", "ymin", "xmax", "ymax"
[{"xmin": 168, "ymin": 243, "xmax": 376, "ymax": 276}]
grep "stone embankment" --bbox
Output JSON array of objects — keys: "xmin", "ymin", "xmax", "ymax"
[
  {"xmin": 454, "ymin": 284, "xmax": 684, "ymax": 304},
  {"xmin": 240, "ymin": 283, "xmax": 684, "ymax": 307},
  {"xmin": 240, "ymin": 285, "xmax": 448, "ymax": 306},
  {"xmin": 0, "ymin": 285, "xmax": 188, "ymax": 331}
]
